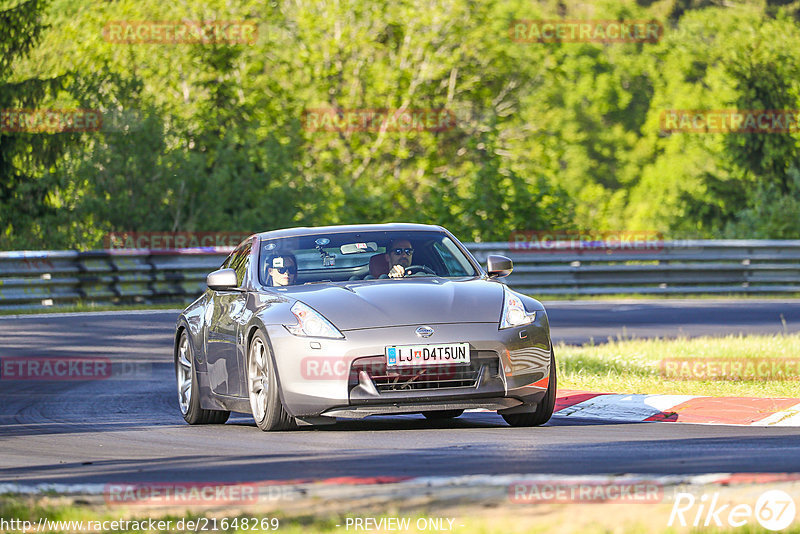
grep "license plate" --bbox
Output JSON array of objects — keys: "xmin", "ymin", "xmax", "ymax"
[{"xmin": 385, "ymin": 343, "xmax": 470, "ymax": 367}]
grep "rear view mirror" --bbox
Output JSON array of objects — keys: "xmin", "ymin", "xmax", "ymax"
[
  {"xmin": 207, "ymin": 268, "xmax": 238, "ymax": 290},
  {"xmin": 487, "ymin": 255, "xmax": 513, "ymax": 278},
  {"xmin": 340, "ymin": 242, "xmax": 378, "ymax": 254}
]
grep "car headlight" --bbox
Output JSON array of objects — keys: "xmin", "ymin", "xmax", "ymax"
[
  {"xmin": 500, "ymin": 287, "xmax": 536, "ymax": 329},
  {"xmin": 285, "ymin": 301, "xmax": 344, "ymax": 339}
]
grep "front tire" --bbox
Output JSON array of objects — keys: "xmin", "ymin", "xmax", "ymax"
[
  {"xmin": 248, "ymin": 330, "xmax": 296, "ymax": 431},
  {"xmin": 175, "ymin": 330, "xmax": 230, "ymax": 425},
  {"xmin": 502, "ymin": 348, "xmax": 557, "ymax": 427}
]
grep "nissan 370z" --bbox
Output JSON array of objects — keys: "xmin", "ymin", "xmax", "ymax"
[{"xmin": 174, "ymin": 223, "xmax": 556, "ymax": 430}]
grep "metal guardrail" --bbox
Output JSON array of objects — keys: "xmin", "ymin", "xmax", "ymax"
[
  {"xmin": 0, "ymin": 249, "xmax": 229, "ymax": 310},
  {"xmin": 1, "ymin": 240, "xmax": 799, "ymax": 309},
  {"xmin": 472, "ymin": 239, "xmax": 800, "ymax": 295}
]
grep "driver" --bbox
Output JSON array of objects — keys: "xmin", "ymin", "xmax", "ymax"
[
  {"xmin": 385, "ymin": 239, "xmax": 414, "ymax": 278},
  {"xmin": 266, "ymin": 253, "xmax": 298, "ymax": 286}
]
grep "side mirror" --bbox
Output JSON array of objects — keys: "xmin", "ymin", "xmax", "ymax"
[
  {"xmin": 487, "ymin": 255, "xmax": 513, "ymax": 278},
  {"xmin": 207, "ymin": 268, "xmax": 238, "ymax": 290}
]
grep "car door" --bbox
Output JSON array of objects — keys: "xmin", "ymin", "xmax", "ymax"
[{"xmin": 206, "ymin": 240, "xmax": 252, "ymax": 397}]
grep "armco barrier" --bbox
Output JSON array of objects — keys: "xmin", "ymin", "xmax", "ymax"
[
  {"xmin": 0, "ymin": 240, "xmax": 799, "ymax": 309},
  {"xmin": 474, "ymin": 239, "xmax": 800, "ymax": 295},
  {"xmin": 0, "ymin": 248, "xmax": 230, "ymax": 310}
]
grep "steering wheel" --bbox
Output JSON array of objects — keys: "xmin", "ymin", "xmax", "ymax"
[{"xmin": 405, "ymin": 265, "xmax": 436, "ymax": 276}]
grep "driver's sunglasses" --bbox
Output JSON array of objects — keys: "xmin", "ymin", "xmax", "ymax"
[
  {"xmin": 274, "ymin": 266, "xmax": 297, "ymax": 275},
  {"xmin": 392, "ymin": 248, "xmax": 414, "ymax": 256}
]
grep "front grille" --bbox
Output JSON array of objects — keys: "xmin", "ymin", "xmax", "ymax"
[{"xmin": 349, "ymin": 352, "xmax": 500, "ymax": 392}]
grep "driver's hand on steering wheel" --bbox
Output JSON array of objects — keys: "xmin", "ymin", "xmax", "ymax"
[{"xmin": 388, "ymin": 264, "xmax": 405, "ymax": 278}]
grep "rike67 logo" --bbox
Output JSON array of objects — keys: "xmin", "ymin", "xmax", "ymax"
[{"xmin": 669, "ymin": 490, "xmax": 796, "ymax": 531}]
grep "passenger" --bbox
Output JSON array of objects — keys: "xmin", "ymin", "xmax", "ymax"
[{"xmin": 267, "ymin": 253, "xmax": 298, "ymax": 286}]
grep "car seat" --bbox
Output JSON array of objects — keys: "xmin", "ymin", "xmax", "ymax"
[{"xmin": 368, "ymin": 253, "xmax": 390, "ymax": 278}]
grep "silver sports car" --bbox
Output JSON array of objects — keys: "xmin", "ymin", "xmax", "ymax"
[{"xmin": 174, "ymin": 223, "xmax": 556, "ymax": 430}]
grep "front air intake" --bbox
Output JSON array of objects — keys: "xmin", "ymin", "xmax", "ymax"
[{"xmin": 348, "ymin": 351, "xmax": 500, "ymax": 392}]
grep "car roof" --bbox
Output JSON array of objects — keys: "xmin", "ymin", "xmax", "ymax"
[{"xmin": 253, "ymin": 223, "xmax": 447, "ymax": 241}]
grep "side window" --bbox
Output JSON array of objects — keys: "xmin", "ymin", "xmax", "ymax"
[{"xmin": 228, "ymin": 241, "xmax": 253, "ymax": 287}]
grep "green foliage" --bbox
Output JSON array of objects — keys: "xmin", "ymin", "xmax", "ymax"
[
  {"xmin": 725, "ymin": 166, "xmax": 800, "ymax": 237},
  {"xmin": 627, "ymin": 6, "xmax": 800, "ymax": 237},
  {"xmin": 1, "ymin": 0, "xmax": 799, "ymax": 250},
  {"xmin": 0, "ymin": 0, "xmax": 74, "ymax": 249}
]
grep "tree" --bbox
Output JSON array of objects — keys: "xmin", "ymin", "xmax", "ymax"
[{"xmin": 0, "ymin": 0, "xmax": 74, "ymax": 248}]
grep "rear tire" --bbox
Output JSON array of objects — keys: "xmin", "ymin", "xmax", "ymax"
[
  {"xmin": 422, "ymin": 409, "xmax": 464, "ymax": 419},
  {"xmin": 502, "ymin": 348, "xmax": 557, "ymax": 427},
  {"xmin": 248, "ymin": 330, "xmax": 296, "ymax": 431},
  {"xmin": 176, "ymin": 330, "xmax": 230, "ymax": 425}
]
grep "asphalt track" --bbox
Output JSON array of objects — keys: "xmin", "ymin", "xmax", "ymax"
[{"xmin": 1, "ymin": 300, "xmax": 799, "ymax": 486}]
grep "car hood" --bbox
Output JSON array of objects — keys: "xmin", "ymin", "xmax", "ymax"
[{"xmin": 285, "ymin": 278, "xmax": 504, "ymax": 330}]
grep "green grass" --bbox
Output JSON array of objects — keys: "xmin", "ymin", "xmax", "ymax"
[
  {"xmin": 557, "ymin": 333, "xmax": 800, "ymax": 397},
  {"xmin": 0, "ymin": 497, "xmax": 524, "ymax": 534}
]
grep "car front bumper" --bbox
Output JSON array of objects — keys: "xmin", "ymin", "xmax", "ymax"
[{"xmin": 264, "ymin": 320, "xmax": 552, "ymax": 418}]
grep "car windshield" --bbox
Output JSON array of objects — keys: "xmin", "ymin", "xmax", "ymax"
[{"xmin": 257, "ymin": 230, "xmax": 478, "ymax": 286}]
